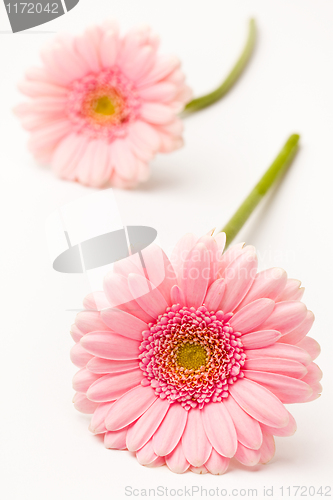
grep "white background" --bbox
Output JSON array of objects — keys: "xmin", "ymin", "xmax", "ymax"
[{"xmin": 0, "ymin": 1, "xmax": 332, "ymax": 499}]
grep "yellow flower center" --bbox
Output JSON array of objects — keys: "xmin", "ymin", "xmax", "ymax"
[
  {"xmin": 176, "ymin": 342, "xmax": 207, "ymax": 370},
  {"xmin": 94, "ymin": 95, "xmax": 116, "ymax": 116}
]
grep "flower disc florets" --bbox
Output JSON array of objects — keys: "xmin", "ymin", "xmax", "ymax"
[
  {"xmin": 67, "ymin": 68, "xmax": 141, "ymax": 140},
  {"xmin": 139, "ymin": 304, "xmax": 246, "ymax": 410}
]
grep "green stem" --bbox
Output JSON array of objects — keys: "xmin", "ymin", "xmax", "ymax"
[
  {"xmin": 183, "ymin": 19, "xmax": 256, "ymax": 114},
  {"xmin": 220, "ymin": 134, "xmax": 300, "ymax": 247}
]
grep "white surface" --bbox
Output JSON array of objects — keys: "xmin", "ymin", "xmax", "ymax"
[{"xmin": 0, "ymin": 1, "xmax": 332, "ymax": 499}]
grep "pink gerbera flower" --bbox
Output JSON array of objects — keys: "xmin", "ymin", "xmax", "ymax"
[
  {"xmin": 71, "ymin": 232, "xmax": 321, "ymax": 474},
  {"xmin": 15, "ymin": 21, "xmax": 192, "ymax": 188}
]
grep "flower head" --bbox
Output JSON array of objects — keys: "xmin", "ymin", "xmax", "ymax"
[
  {"xmin": 71, "ymin": 232, "xmax": 321, "ymax": 474},
  {"xmin": 15, "ymin": 22, "xmax": 192, "ymax": 188}
]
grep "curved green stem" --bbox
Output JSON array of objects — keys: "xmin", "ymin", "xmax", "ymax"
[
  {"xmin": 183, "ymin": 18, "xmax": 256, "ymax": 115},
  {"xmin": 220, "ymin": 134, "xmax": 300, "ymax": 247}
]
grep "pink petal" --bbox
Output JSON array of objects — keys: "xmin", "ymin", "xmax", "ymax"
[
  {"xmin": 46, "ymin": 40, "xmax": 86, "ymax": 83},
  {"xmin": 89, "ymin": 140, "xmax": 113, "ymax": 188},
  {"xmin": 223, "ymin": 395, "xmax": 262, "ymax": 450},
  {"xmin": 137, "ymin": 55, "xmax": 180, "ymax": 88},
  {"xmin": 104, "ymin": 428, "xmax": 128, "ymax": 450},
  {"xmin": 219, "ymin": 247, "xmax": 258, "ymax": 312},
  {"xmin": 13, "ymin": 102, "xmax": 32, "ymax": 118},
  {"xmin": 280, "ymin": 311, "xmax": 315, "ymax": 345},
  {"xmin": 117, "ymin": 301, "xmax": 153, "ymax": 324},
  {"xmin": 205, "ymin": 449, "xmax": 230, "ymax": 475},
  {"xmin": 100, "ymin": 29, "xmax": 118, "ymax": 68},
  {"xmin": 153, "ymin": 404, "xmax": 188, "ymax": 456},
  {"xmin": 236, "ymin": 268, "xmax": 287, "ymax": 310},
  {"xmin": 83, "ymin": 292, "xmax": 110, "ymax": 312},
  {"xmin": 24, "ymin": 66, "xmax": 53, "ymax": 83},
  {"xmin": 70, "ymin": 324, "xmax": 83, "ymax": 343},
  {"xmin": 139, "ymin": 82, "xmax": 177, "ymax": 102},
  {"xmin": 51, "ymin": 133, "xmax": 83, "ymax": 177},
  {"xmin": 32, "ymin": 145, "xmax": 53, "ymax": 163},
  {"xmin": 170, "ymin": 233, "xmax": 198, "ymax": 282},
  {"xmin": 301, "ymin": 362, "xmax": 322, "ymax": 385},
  {"xmin": 140, "ymin": 103, "xmax": 174, "ymax": 124},
  {"xmin": 89, "ymin": 402, "xmax": 114, "ymax": 434},
  {"xmin": 76, "ymin": 139, "xmax": 100, "ymax": 186},
  {"xmin": 258, "ymin": 301, "xmax": 307, "ymax": 335},
  {"xmin": 230, "ymin": 299, "xmax": 275, "ymax": 333},
  {"xmin": 288, "ymin": 288, "xmax": 305, "ymax": 301},
  {"xmin": 306, "ymin": 383, "xmax": 322, "ymax": 402},
  {"xmin": 87, "ymin": 358, "xmax": 140, "ymax": 374},
  {"xmin": 19, "ymin": 113, "xmax": 48, "ymax": 131},
  {"xmin": 136, "ymin": 159, "xmax": 151, "ymax": 181},
  {"xmin": 204, "ymin": 279, "xmax": 226, "ymax": 311},
  {"xmin": 230, "ymin": 378, "xmax": 289, "ymax": 428},
  {"xmin": 245, "ymin": 343, "xmax": 312, "ymax": 366},
  {"xmin": 163, "ymin": 66, "xmax": 185, "ymax": 86},
  {"xmin": 74, "ymin": 30, "xmax": 100, "ymax": 73},
  {"xmin": 136, "ymin": 440, "xmax": 158, "ymax": 465},
  {"xmin": 182, "ymin": 243, "xmax": 210, "ymax": 308},
  {"xmin": 165, "ymin": 440, "xmax": 190, "ymax": 474},
  {"xmin": 127, "ymin": 120, "xmax": 161, "ymax": 153},
  {"xmin": 276, "ymin": 279, "xmax": 303, "ymax": 302},
  {"xmin": 100, "ymin": 308, "xmax": 147, "ymax": 341},
  {"xmin": 53, "ymin": 133, "xmax": 91, "ymax": 181},
  {"xmin": 235, "ymin": 442, "xmax": 261, "ymax": 466},
  {"xmin": 153, "ymin": 131, "xmax": 175, "ymax": 152},
  {"xmin": 18, "ymin": 79, "xmax": 67, "ymax": 97},
  {"xmin": 128, "ymin": 137, "xmax": 153, "ymax": 163},
  {"xmin": 123, "ymin": 46, "xmax": 155, "ymax": 81},
  {"xmin": 197, "ymin": 235, "xmax": 219, "ymax": 284},
  {"xmin": 105, "ymin": 385, "xmax": 157, "ymax": 430},
  {"xmin": 28, "ymin": 120, "xmax": 70, "ymax": 150},
  {"xmin": 261, "ymin": 411, "xmax": 296, "ymax": 437},
  {"xmin": 182, "ymin": 408, "xmax": 212, "ymax": 467},
  {"xmin": 259, "ymin": 430, "xmax": 275, "ymax": 464},
  {"xmin": 70, "ymin": 342, "xmax": 93, "ymax": 367},
  {"xmin": 113, "ymin": 253, "xmax": 143, "ymax": 278},
  {"xmin": 126, "ymin": 398, "xmax": 170, "ymax": 452},
  {"xmin": 103, "ymin": 272, "xmax": 153, "ymax": 323},
  {"xmin": 29, "ymin": 95, "xmax": 66, "ymax": 114},
  {"xmin": 75, "ymin": 311, "xmax": 108, "ymax": 334},
  {"xmin": 110, "ymin": 139, "xmax": 137, "ymax": 180},
  {"xmin": 71, "ymin": 323, "xmax": 85, "ymax": 342},
  {"xmin": 72, "ymin": 368, "xmax": 101, "ymax": 393},
  {"xmin": 244, "ymin": 358, "xmax": 307, "ymax": 379},
  {"xmin": 73, "ymin": 392, "xmax": 99, "ymax": 414},
  {"xmin": 217, "ymin": 242, "xmax": 245, "ymax": 278},
  {"xmin": 81, "ymin": 331, "xmax": 140, "ymax": 360},
  {"xmin": 128, "ymin": 273, "xmax": 168, "ymax": 318},
  {"xmin": 297, "ymin": 337, "xmax": 321, "ymax": 361},
  {"xmin": 100, "ymin": 19, "xmax": 119, "ymax": 34},
  {"xmin": 201, "ymin": 402, "xmax": 237, "ymax": 457},
  {"xmin": 243, "ymin": 371, "xmax": 313, "ymax": 403},
  {"xmin": 121, "ymin": 28, "xmax": 154, "ymax": 61},
  {"xmin": 117, "ymin": 28, "xmax": 148, "ymax": 65},
  {"xmin": 143, "ymin": 246, "xmax": 178, "ymax": 305},
  {"xmin": 87, "ymin": 370, "xmax": 142, "ymax": 402},
  {"xmin": 241, "ymin": 330, "xmax": 281, "ymax": 349},
  {"xmin": 170, "ymin": 285, "xmax": 186, "ymax": 307},
  {"xmin": 145, "ymin": 456, "xmax": 166, "ymax": 468},
  {"xmin": 189, "ymin": 465, "xmax": 208, "ymax": 474},
  {"xmin": 214, "ymin": 232, "xmax": 227, "ymax": 256}
]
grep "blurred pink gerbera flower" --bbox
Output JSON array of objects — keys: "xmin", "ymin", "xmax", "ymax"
[
  {"xmin": 71, "ymin": 232, "xmax": 321, "ymax": 474},
  {"xmin": 15, "ymin": 22, "xmax": 192, "ymax": 188}
]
